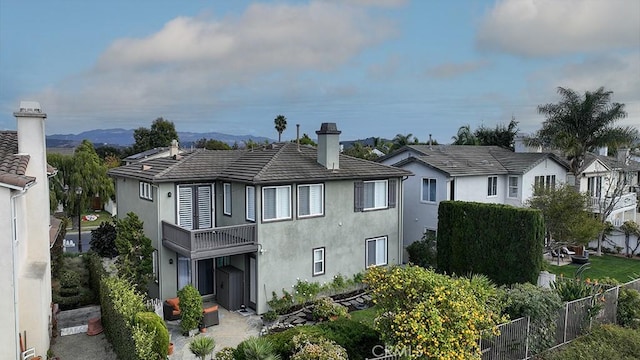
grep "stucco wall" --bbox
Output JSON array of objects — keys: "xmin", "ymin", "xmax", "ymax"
[
  {"xmin": 521, "ymin": 159, "xmax": 569, "ymax": 201},
  {"xmin": 254, "ymin": 178, "xmax": 402, "ymax": 313}
]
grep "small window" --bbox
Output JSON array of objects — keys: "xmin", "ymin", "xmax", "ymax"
[
  {"xmin": 139, "ymin": 182, "xmax": 153, "ymax": 200},
  {"xmin": 487, "ymin": 176, "xmax": 498, "ymax": 197},
  {"xmin": 365, "ymin": 180, "xmax": 388, "ymax": 210},
  {"xmin": 223, "ymin": 183, "xmax": 232, "ymax": 215},
  {"xmin": 366, "ymin": 236, "xmax": 388, "ymax": 267},
  {"xmin": 313, "ymin": 247, "xmax": 325, "ymax": 276},
  {"xmin": 152, "ymin": 250, "xmax": 159, "ymax": 283},
  {"xmin": 298, "ymin": 184, "xmax": 324, "ymax": 217},
  {"xmin": 246, "ymin": 186, "xmax": 256, "ymax": 221},
  {"xmin": 262, "ymin": 185, "xmax": 291, "ymax": 221},
  {"xmin": 508, "ymin": 176, "xmax": 518, "ymax": 198},
  {"xmin": 421, "ymin": 178, "xmax": 437, "ymax": 202}
]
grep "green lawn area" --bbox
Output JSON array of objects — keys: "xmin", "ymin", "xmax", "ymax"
[
  {"xmin": 546, "ymin": 254, "xmax": 640, "ymax": 283},
  {"xmin": 66, "ymin": 210, "xmax": 113, "ymax": 229},
  {"xmin": 350, "ymin": 305, "xmax": 377, "ymax": 328}
]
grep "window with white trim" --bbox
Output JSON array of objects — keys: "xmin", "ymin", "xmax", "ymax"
[
  {"xmin": 535, "ymin": 175, "xmax": 557, "ymax": 190},
  {"xmin": 487, "ymin": 176, "xmax": 498, "ymax": 197},
  {"xmin": 364, "ymin": 180, "xmax": 388, "ymax": 210},
  {"xmin": 152, "ymin": 250, "xmax": 159, "ymax": 283},
  {"xmin": 262, "ymin": 185, "xmax": 291, "ymax": 221},
  {"xmin": 246, "ymin": 186, "xmax": 256, "ymax": 221},
  {"xmin": 298, "ymin": 184, "xmax": 324, "ymax": 217},
  {"xmin": 508, "ymin": 176, "xmax": 518, "ymax": 198},
  {"xmin": 366, "ymin": 236, "xmax": 387, "ymax": 267},
  {"xmin": 587, "ymin": 176, "xmax": 602, "ymax": 197},
  {"xmin": 139, "ymin": 181, "xmax": 153, "ymax": 200},
  {"xmin": 223, "ymin": 183, "xmax": 232, "ymax": 215},
  {"xmin": 313, "ymin": 247, "xmax": 325, "ymax": 276},
  {"xmin": 421, "ymin": 178, "xmax": 436, "ymax": 202}
]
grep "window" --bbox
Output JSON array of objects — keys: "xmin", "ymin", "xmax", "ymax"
[
  {"xmin": 366, "ymin": 236, "xmax": 388, "ymax": 267},
  {"xmin": 246, "ymin": 186, "xmax": 256, "ymax": 221},
  {"xmin": 262, "ymin": 185, "xmax": 291, "ymax": 221},
  {"xmin": 152, "ymin": 250, "xmax": 159, "ymax": 283},
  {"xmin": 313, "ymin": 247, "xmax": 325, "ymax": 276},
  {"xmin": 223, "ymin": 183, "xmax": 232, "ymax": 215},
  {"xmin": 298, "ymin": 184, "xmax": 324, "ymax": 217},
  {"xmin": 139, "ymin": 182, "xmax": 153, "ymax": 200},
  {"xmin": 587, "ymin": 176, "xmax": 602, "ymax": 197},
  {"xmin": 487, "ymin": 176, "xmax": 498, "ymax": 197},
  {"xmin": 534, "ymin": 175, "xmax": 557, "ymax": 190},
  {"xmin": 354, "ymin": 179, "xmax": 396, "ymax": 211},
  {"xmin": 421, "ymin": 178, "xmax": 437, "ymax": 202},
  {"xmin": 508, "ymin": 176, "xmax": 518, "ymax": 198},
  {"xmin": 178, "ymin": 185, "xmax": 212, "ymax": 230}
]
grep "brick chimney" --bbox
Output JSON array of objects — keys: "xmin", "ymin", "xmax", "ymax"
[
  {"xmin": 169, "ymin": 139, "xmax": 179, "ymax": 157},
  {"xmin": 316, "ymin": 123, "xmax": 341, "ymax": 170}
]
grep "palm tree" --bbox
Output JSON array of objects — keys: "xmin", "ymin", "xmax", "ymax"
[
  {"xmin": 531, "ymin": 87, "xmax": 637, "ymax": 180},
  {"xmin": 451, "ymin": 124, "xmax": 478, "ymax": 145},
  {"xmin": 274, "ymin": 115, "xmax": 287, "ymax": 142},
  {"xmin": 390, "ymin": 133, "xmax": 418, "ymax": 152}
]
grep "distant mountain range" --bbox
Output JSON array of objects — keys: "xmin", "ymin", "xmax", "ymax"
[
  {"xmin": 46, "ymin": 128, "xmax": 274, "ymax": 148},
  {"xmin": 46, "ymin": 128, "xmax": 389, "ymax": 150}
]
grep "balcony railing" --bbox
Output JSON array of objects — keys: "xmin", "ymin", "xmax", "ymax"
[
  {"xmin": 162, "ymin": 221, "xmax": 257, "ymax": 256},
  {"xmin": 589, "ymin": 192, "xmax": 638, "ymax": 213}
]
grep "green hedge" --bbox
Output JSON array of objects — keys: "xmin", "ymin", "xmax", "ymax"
[
  {"xmin": 100, "ymin": 276, "xmax": 163, "ymax": 359},
  {"xmin": 85, "ymin": 252, "xmax": 105, "ymax": 302},
  {"xmin": 135, "ymin": 312, "xmax": 169, "ymax": 358},
  {"xmin": 436, "ymin": 201, "xmax": 544, "ymax": 285}
]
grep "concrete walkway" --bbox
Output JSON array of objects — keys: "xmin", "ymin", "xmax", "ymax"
[{"xmin": 51, "ymin": 305, "xmax": 262, "ymax": 359}]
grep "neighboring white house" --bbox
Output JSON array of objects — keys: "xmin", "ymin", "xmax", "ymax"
[
  {"xmin": 109, "ymin": 123, "xmax": 410, "ymax": 314},
  {"xmin": 378, "ymin": 145, "xmax": 568, "ymax": 250},
  {"xmin": 0, "ymin": 102, "xmax": 53, "ymax": 359}
]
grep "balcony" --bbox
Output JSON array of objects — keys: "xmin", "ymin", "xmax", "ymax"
[
  {"xmin": 162, "ymin": 221, "xmax": 258, "ymax": 259},
  {"xmin": 589, "ymin": 192, "xmax": 638, "ymax": 214}
]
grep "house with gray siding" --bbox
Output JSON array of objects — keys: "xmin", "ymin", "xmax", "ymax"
[
  {"xmin": 109, "ymin": 123, "xmax": 410, "ymax": 314},
  {"xmin": 378, "ymin": 145, "xmax": 568, "ymax": 251}
]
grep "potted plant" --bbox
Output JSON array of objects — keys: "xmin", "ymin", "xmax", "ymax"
[
  {"xmin": 189, "ymin": 336, "xmax": 215, "ymax": 360},
  {"xmin": 178, "ymin": 284, "xmax": 203, "ymax": 336}
]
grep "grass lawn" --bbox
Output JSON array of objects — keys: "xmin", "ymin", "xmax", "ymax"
[
  {"xmin": 66, "ymin": 210, "xmax": 113, "ymax": 229},
  {"xmin": 546, "ymin": 254, "xmax": 640, "ymax": 283},
  {"xmin": 350, "ymin": 305, "xmax": 377, "ymax": 328}
]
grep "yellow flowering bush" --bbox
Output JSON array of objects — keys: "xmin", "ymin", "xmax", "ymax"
[{"xmin": 365, "ymin": 265, "xmax": 505, "ymax": 359}]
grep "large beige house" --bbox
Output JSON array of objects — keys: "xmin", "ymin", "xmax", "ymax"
[{"xmin": 0, "ymin": 102, "xmax": 54, "ymax": 359}]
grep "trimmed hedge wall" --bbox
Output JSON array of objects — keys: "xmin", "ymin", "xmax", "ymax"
[
  {"xmin": 436, "ymin": 201, "xmax": 544, "ymax": 285},
  {"xmin": 100, "ymin": 276, "xmax": 165, "ymax": 359}
]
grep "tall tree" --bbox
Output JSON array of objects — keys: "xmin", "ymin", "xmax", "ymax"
[
  {"xmin": 531, "ymin": 87, "xmax": 637, "ymax": 180},
  {"xmin": 474, "ymin": 118, "xmax": 519, "ymax": 150},
  {"xmin": 527, "ymin": 183, "xmax": 602, "ymax": 263},
  {"xmin": 390, "ymin": 133, "xmax": 418, "ymax": 152},
  {"xmin": 115, "ymin": 212, "xmax": 154, "ymax": 294},
  {"xmin": 131, "ymin": 117, "xmax": 179, "ymax": 154},
  {"xmin": 451, "ymin": 124, "xmax": 479, "ymax": 145},
  {"xmin": 343, "ymin": 142, "xmax": 378, "ymax": 160},
  {"xmin": 274, "ymin": 114, "xmax": 287, "ymax": 142},
  {"xmin": 194, "ymin": 138, "xmax": 232, "ymax": 150}
]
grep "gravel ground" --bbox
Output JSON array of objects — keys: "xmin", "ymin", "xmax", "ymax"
[{"xmin": 50, "ymin": 332, "xmax": 117, "ymax": 360}]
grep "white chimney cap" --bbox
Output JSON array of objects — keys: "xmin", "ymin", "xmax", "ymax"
[{"xmin": 18, "ymin": 101, "xmax": 42, "ymax": 113}]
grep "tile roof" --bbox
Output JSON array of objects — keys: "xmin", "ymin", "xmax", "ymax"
[
  {"xmin": 387, "ymin": 145, "xmax": 568, "ymax": 176},
  {"xmin": 109, "ymin": 142, "xmax": 411, "ymax": 184},
  {"xmin": 0, "ymin": 131, "xmax": 35, "ymax": 189}
]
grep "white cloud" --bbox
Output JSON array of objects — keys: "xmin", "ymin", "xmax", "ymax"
[
  {"xmin": 33, "ymin": 1, "xmax": 395, "ymax": 133},
  {"xmin": 426, "ymin": 60, "xmax": 490, "ymax": 79},
  {"xmin": 477, "ymin": 0, "xmax": 640, "ymax": 57}
]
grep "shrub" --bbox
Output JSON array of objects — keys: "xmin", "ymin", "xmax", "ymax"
[
  {"xmin": 216, "ymin": 347, "xmax": 236, "ymax": 360},
  {"xmin": 268, "ymin": 290, "xmax": 294, "ymax": 314},
  {"xmin": 501, "ymin": 282, "xmax": 563, "ymax": 354},
  {"xmin": 90, "ymin": 221, "xmax": 118, "ymax": 258},
  {"xmin": 552, "ymin": 277, "xmax": 602, "ymax": 302},
  {"xmin": 131, "ymin": 323, "xmax": 156, "ymax": 359},
  {"xmin": 85, "ymin": 252, "xmax": 105, "ymax": 302},
  {"xmin": 293, "ymin": 279, "xmax": 321, "ymax": 304},
  {"xmin": 262, "ymin": 310, "xmax": 278, "ymax": 323},
  {"xmin": 617, "ymin": 287, "xmax": 640, "ymax": 329},
  {"xmin": 178, "ymin": 284, "xmax": 203, "ymax": 334},
  {"xmin": 315, "ymin": 318, "xmax": 381, "ymax": 360},
  {"xmin": 538, "ymin": 324, "xmax": 640, "ymax": 360},
  {"xmin": 311, "ymin": 297, "xmax": 349, "ymax": 321},
  {"xmin": 240, "ymin": 336, "xmax": 281, "ymax": 360},
  {"xmin": 189, "ymin": 336, "xmax": 215, "ymax": 360},
  {"xmin": 290, "ymin": 334, "xmax": 348, "ymax": 360},
  {"xmin": 60, "ymin": 270, "xmax": 81, "ymax": 288},
  {"xmin": 406, "ymin": 230, "xmax": 437, "ymax": 268},
  {"xmin": 135, "ymin": 312, "xmax": 169, "ymax": 358},
  {"xmin": 115, "ymin": 212, "xmax": 154, "ymax": 294}
]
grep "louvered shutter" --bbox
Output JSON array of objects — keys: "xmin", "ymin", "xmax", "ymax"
[
  {"xmin": 388, "ymin": 179, "xmax": 397, "ymax": 208},
  {"xmin": 197, "ymin": 185, "xmax": 212, "ymax": 229},
  {"xmin": 354, "ymin": 181, "xmax": 364, "ymax": 212},
  {"xmin": 178, "ymin": 186, "xmax": 193, "ymax": 230}
]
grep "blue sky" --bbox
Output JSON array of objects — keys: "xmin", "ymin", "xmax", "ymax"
[{"xmin": 1, "ymin": 0, "xmax": 638, "ymax": 143}]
